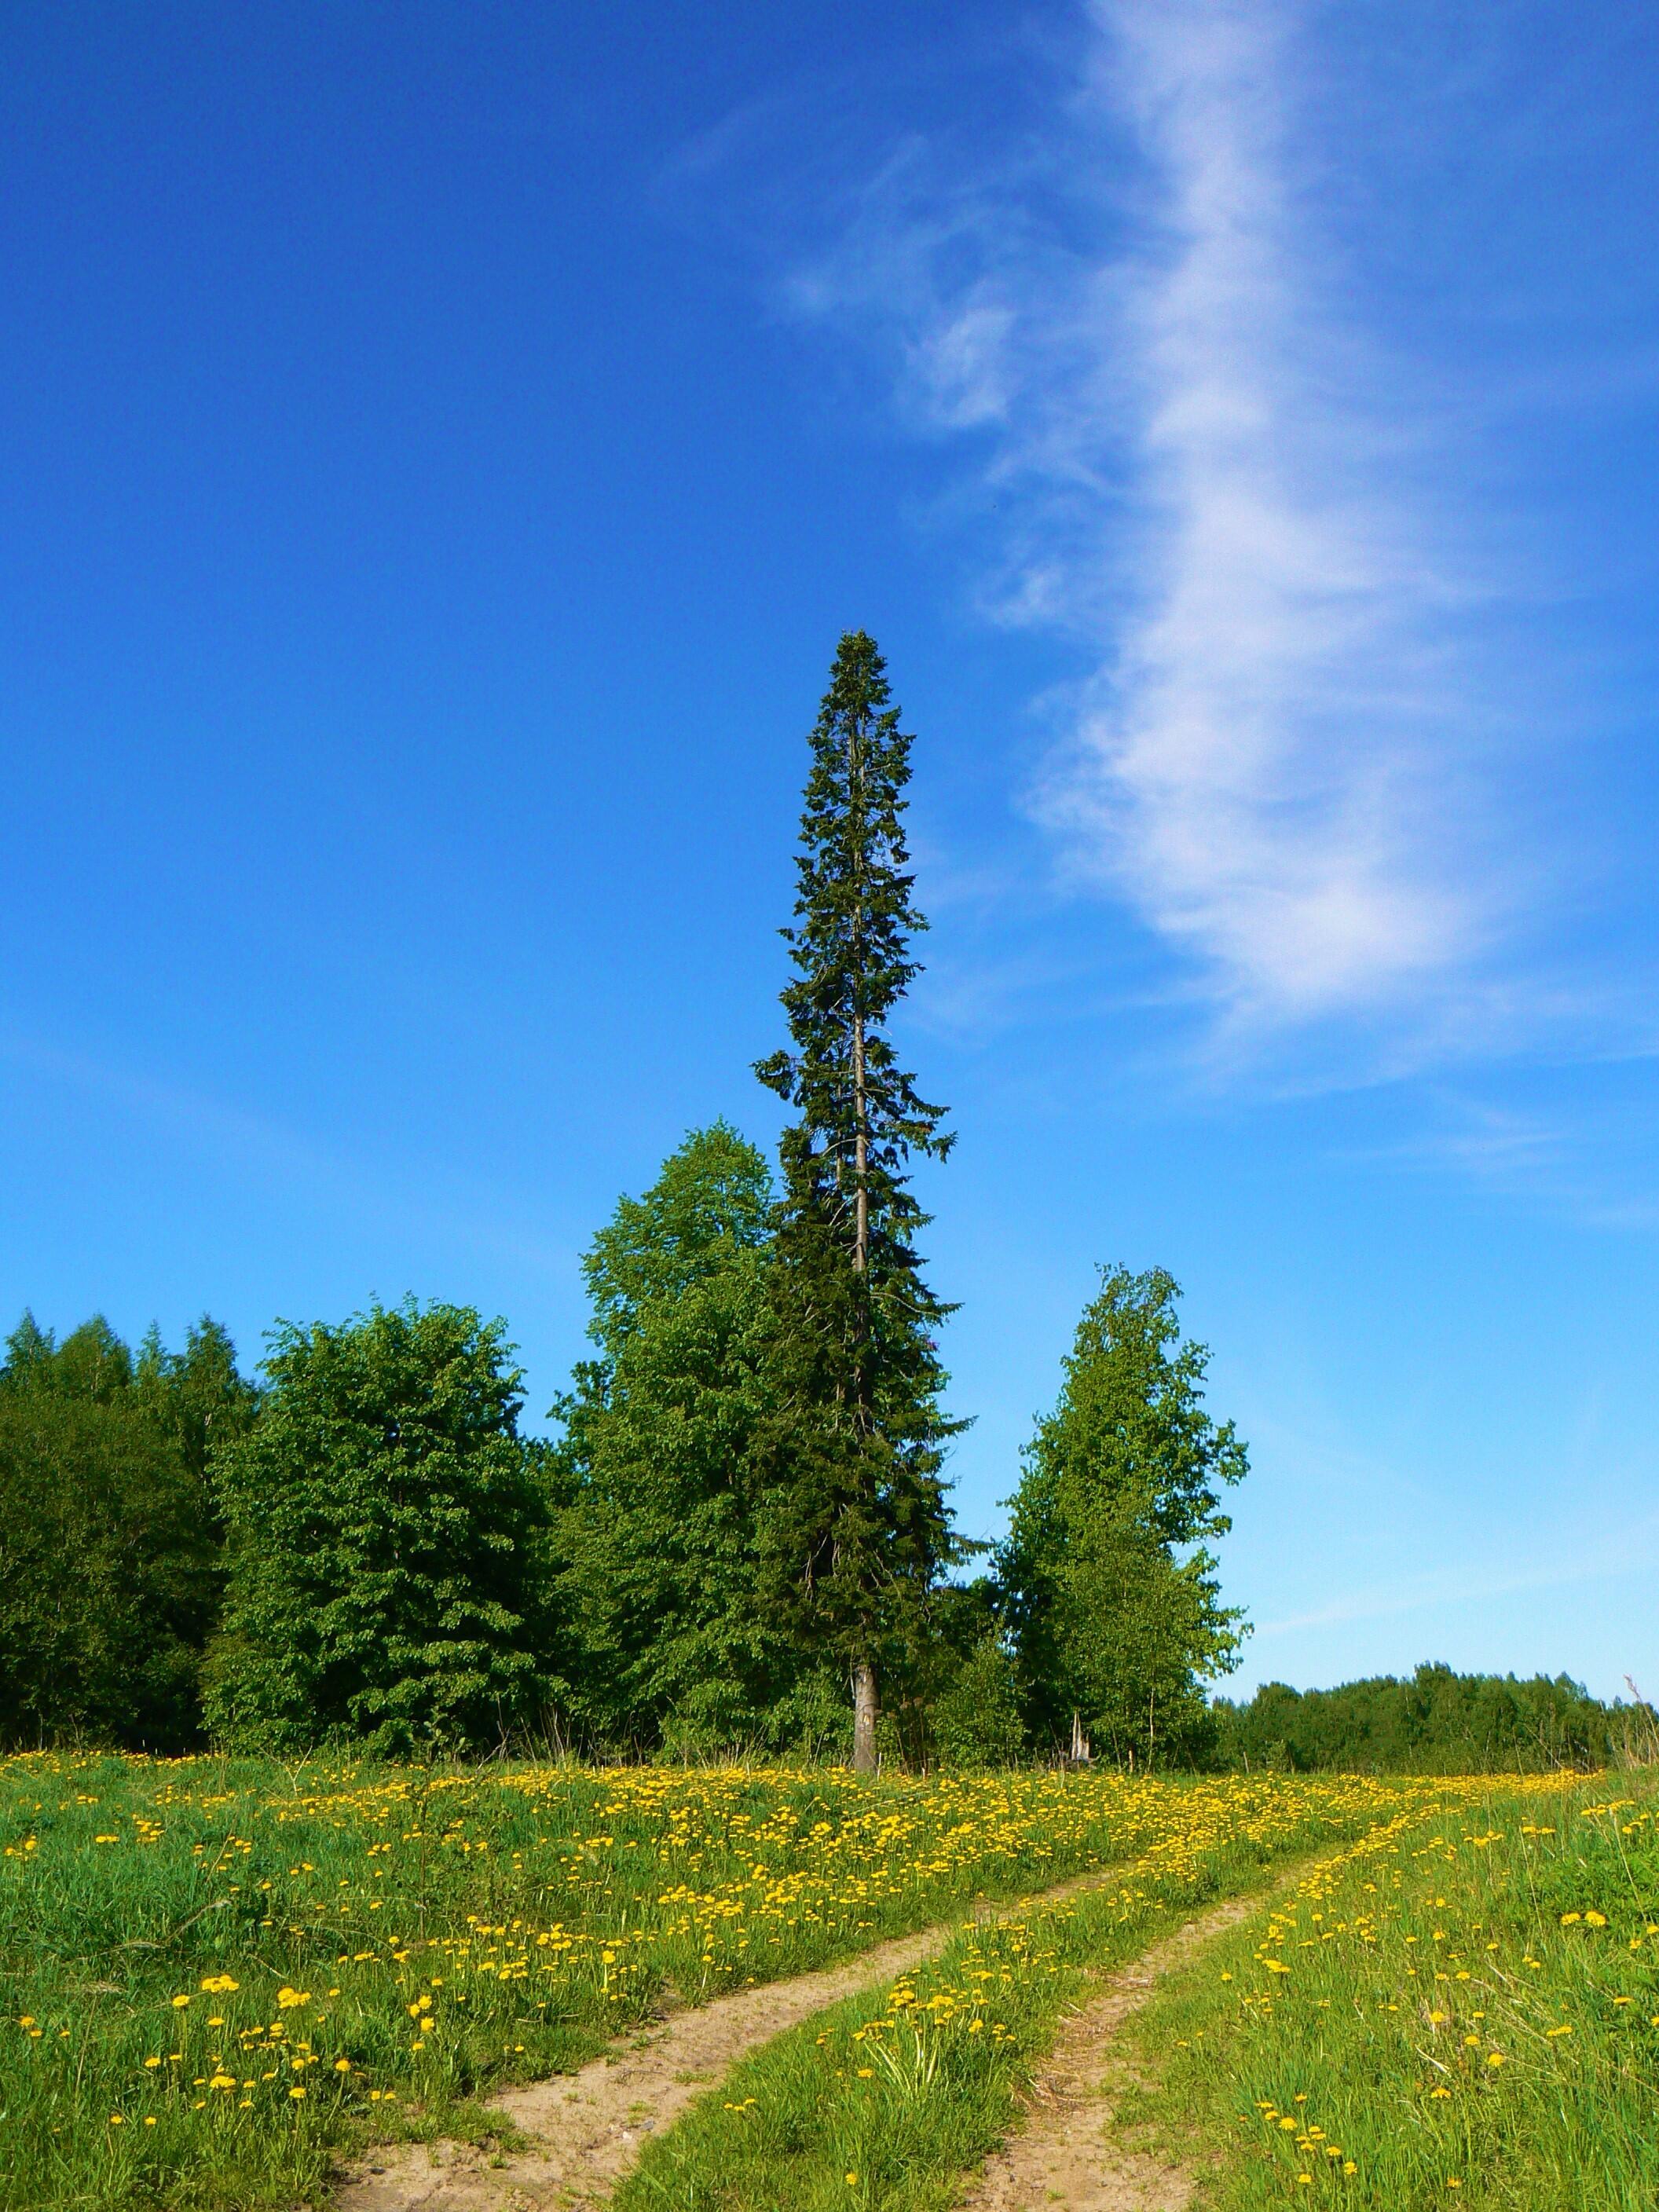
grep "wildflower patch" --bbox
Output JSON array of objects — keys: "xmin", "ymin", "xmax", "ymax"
[{"xmin": 1118, "ymin": 1777, "xmax": 1659, "ymax": 2208}]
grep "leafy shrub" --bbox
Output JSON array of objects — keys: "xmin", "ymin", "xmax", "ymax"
[{"xmin": 930, "ymin": 1632, "xmax": 1027, "ymax": 1768}]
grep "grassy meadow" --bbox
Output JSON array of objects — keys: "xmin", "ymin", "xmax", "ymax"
[
  {"xmin": 1, "ymin": 1754, "xmax": 1647, "ymax": 2211},
  {"xmin": 614, "ymin": 1773, "xmax": 1590, "ymax": 2212},
  {"xmin": 0, "ymin": 1750, "xmax": 1363, "ymax": 2210},
  {"xmin": 1117, "ymin": 1772, "xmax": 1659, "ymax": 2208}
]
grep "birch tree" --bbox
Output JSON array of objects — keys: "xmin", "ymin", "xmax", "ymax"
[{"xmin": 1002, "ymin": 1266, "xmax": 1249, "ymax": 1766}]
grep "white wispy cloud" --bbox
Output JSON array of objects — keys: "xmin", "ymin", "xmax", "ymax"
[
  {"xmin": 788, "ymin": 0, "xmax": 1525, "ymax": 1043},
  {"xmin": 1055, "ymin": 0, "xmax": 1500, "ymax": 1029}
]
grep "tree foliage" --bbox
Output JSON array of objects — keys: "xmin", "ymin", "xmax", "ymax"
[
  {"xmin": 919, "ymin": 1580, "xmax": 1025, "ymax": 1771},
  {"xmin": 134, "ymin": 1315, "xmax": 258, "ymax": 1487},
  {"xmin": 0, "ymin": 1313, "xmax": 250, "ymax": 1747},
  {"xmin": 549, "ymin": 1126, "xmax": 810, "ymax": 1752},
  {"xmin": 753, "ymin": 630, "xmax": 960, "ymax": 1763},
  {"xmin": 205, "ymin": 1300, "xmax": 549, "ymax": 1756},
  {"xmin": 580, "ymin": 1119, "xmax": 773, "ymax": 1350},
  {"xmin": 1002, "ymin": 1265, "xmax": 1247, "ymax": 1765}
]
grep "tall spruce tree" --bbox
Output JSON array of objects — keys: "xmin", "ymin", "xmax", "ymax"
[{"xmin": 755, "ymin": 630, "xmax": 959, "ymax": 1771}]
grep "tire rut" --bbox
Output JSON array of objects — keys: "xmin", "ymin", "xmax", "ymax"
[{"xmin": 953, "ymin": 1892, "xmax": 1262, "ymax": 2212}]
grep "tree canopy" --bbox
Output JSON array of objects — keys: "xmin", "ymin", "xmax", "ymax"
[
  {"xmin": 1214, "ymin": 1664, "xmax": 1632, "ymax": 1773},
  {"xmin": 0, "ymin": 1313, "xmax": 250, "ymax": 1747},
  {"xmin": 548, "ymin": 1126, "xmax": 816, "ymax": 1753},
  {"xmin": 205, "ymin": 1300, "xmax": 550, "ymax": 1756},
  {"xmin": 1001, "ymin": 1265, "xmax": 1248, "ymax": 1765}
]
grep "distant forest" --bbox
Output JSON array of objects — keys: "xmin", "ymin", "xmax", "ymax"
[
  {"xmin": 4, "ymin": 635, "xmax": 1647, "ymax": 1774},
  {"xmin": 1216, "ymin": 1665, "xmax": 1654, "ymax": 1774}
]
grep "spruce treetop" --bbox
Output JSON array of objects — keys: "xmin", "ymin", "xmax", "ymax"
[{"xmin": 756, "ymin": 628, "xmax": 952, "ymax": 1215}]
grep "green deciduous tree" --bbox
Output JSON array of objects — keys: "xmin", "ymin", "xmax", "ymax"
[
  {"xmin": 0, "ymin": 1313, "xmax": 246, "ymax": 1748},
  {"xmin": 580, "ymin": 1119, "xmax": 774, "ymax": 1345},
  {"xmin": 921, "ymin": 1579, "xmax": 1026, "ymax": 1771},
  {"xmin": 1002, "ymin": 1266, "xmax": 1247, "ymax": 1767},
  {"xmin": 549, "ymin": 1126, "xmax": 805, "ymax": 1752},
  {"xmin": 204, "ymin": 1299, "xmax": 550, "ymax": 1756},
  {"xmin": 754, "ymin": 631, "xmax": 960, "ymax": 1771}
]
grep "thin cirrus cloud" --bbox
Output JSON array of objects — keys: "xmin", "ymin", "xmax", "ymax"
[
  {"xmin": 786, "ymin": 0, "xmax": 1535, "ymax": 1052},
  {"xmin": 1257, "ymin": 1515, "xmax": 1659, "ymax": 1639}
]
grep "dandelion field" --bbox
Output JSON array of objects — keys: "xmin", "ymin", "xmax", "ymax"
[
  {"xmin": 1, "ymin": 1755, "xmax": 1642, "ymax": 2212},
  {"xmin": 0, "ymin": 1751, "xmax": 1364, "ymax": 2211},
  {"xmin": 1121, "ymin": 1774, "xmax": 1659, "ymax": 2208},
  {"xmin": 613, "ymin": 1773, "xmax": 1584, "ymax": 2212}
]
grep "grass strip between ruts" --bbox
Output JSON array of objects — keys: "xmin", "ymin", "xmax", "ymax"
[
  {"xmin": 613, "ymin": 1782, "xmax": 1576, "ymax": 2212},
  {"xmin": 1108, "ymin": 1773, "xmax": 1659, "ymax": 2211}
]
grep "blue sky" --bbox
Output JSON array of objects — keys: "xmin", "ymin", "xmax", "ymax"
[{"xmin": 3, "ymin": 1, "xmax": 1656, "ymax": 1702}]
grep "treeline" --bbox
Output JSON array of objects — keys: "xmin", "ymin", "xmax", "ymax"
[
  {"xmin": 5, "ymin": 1280, "xmax": 1639, "ymax": 1772},
  {"xmin": 0, "ymin": 1315, "xmax": 253, "ymax": 1746},
  {"xmin": 0, "ymin": 1216, "xmax": 1243, "ymax": 1767},
  {"xmin": 1215, "ymin": 1665, "xmax": 1650, "ymax": 1774},
  {"xmin": 2, "ymin": 632, "xmax": 1252, "ymax": 1771}
]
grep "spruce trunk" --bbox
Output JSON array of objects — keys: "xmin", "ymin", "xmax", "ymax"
[
  {"xmin": 852, "ymin": 1009, "xmax": 868, "ymax": 1275},
  {"xmin": 852, "ymin": 1659, "xmax": 879, "ymax": 1773}
]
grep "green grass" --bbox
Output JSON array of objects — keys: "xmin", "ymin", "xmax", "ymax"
[
  {"xmin": 0, "ymin": 1756, "xmax": 1611, "ymax": 2212},
  {"xmin": 613, "ymin": 1775, "xmax": 1551, "ymax": 2212},
  {"xmin": 1114, "ymin": 1774, "xmax": 1659, "ymax": 2209},
  {"xmin": 0, "ymin": 1750, "xmax": 1320, "ymax": 2210}
]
